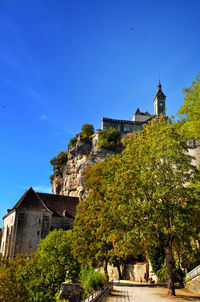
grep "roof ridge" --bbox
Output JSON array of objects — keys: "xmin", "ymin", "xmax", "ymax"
[
  {"xmin": 13, "ymin": 187, "xmax": 52, "ymax": 212},
  {"xmin": 34, "ymin": 190, "xmax": 52, "ymax": 212}
]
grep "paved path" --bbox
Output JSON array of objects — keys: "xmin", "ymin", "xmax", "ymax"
[{"xmin": 106, "ymin": 281, "xmax": 200, "ymax": 302}]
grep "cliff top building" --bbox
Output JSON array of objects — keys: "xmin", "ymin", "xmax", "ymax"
[{"xmin": 102, "ymin": 81, "xmax": 166, "ymax": 131}]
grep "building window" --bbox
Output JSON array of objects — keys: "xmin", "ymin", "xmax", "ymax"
[
  {"xmin": 38, "ymin": 219, "xmax": 41, "ymax": 224},
  {"xmin": 37, "ymin": 231, "xmax": 40, "ymax": 235}
]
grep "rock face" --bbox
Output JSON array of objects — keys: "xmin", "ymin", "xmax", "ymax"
[
  {"xmin": 51, "ymin": 136, "xmax": 200, "ymax": 199},
  {"xmin": 187, "ymin": 139, "xmax": 200, "ymax": 167},
  {"xmin": 51, "ymin": 132, "xmax": 114, "ymax": 198}
]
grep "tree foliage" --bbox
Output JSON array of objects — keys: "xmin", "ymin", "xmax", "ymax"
[
  {"xmin": 112, "ymin": 116, "xmax": 200, "ymax": 294},
  {"xmin": 96, "ymin": 128, "xmax": 123, "ymax": 152},
  {"xmin": 68, "ymin": 124, "xmax": 94, "ymax": 149},
  {"xmin": 72, "ymin": 155, "xmax": 144, "ymax": 276},
  {"xmin": 0, "ymin": 254, "xmax": 28, "ymax": 302},
  {"xmin": 73, "ymin": 115, "xmax": 200, "ymax": 295},
  {"xmin": 20, "ymin": 229, "xmax": 80, "ymax": 302},
  {"xmin": 177, "ymin": 74, "xmax": 200, "ymax": 139},
  {"xmin": 79, "ymin": 265, "xmax": 107, "ymax": 299}
]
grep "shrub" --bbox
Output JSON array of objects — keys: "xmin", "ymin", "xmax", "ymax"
[
  {"xmin": 0, "ymin": 254, "xmax": 29, "ymax": 302},
  {"xmin": 50, "ymin": 152, "xmax": 68, "ymax": 167},
  {"xmin": 156, "ymin": 262, "xmax": 167, "ymax": 282},
  {"xmin": 50, "ymin": 173, "xmax": 55, "ymax": 183},
  {"xmin": 56, "ymin": 151, "xmax": 68, "ymax": 165},
  {"xmin": 68, "ymin": 124, "xmax": 94, "ymax": 149},
  {"xmin": 68, "ymin": 134, "xmax": 79, "ymax": 148},
  {"xmin": 81, "ymin": 124, "xmax": 94, "ymax": 137},
  {"xmin": 97, "ymin": 128, "xmax": 122, "ymax": 151},
  {"xmin": 20, "ymin": 230, "xmax": 80, "ymax": 302},
  {"xmin": 79, "ymin": 265, "xmax": 107, "ymax": 299},
  {"xmin": 50, "ymin": 157, "xmax": 57, "ymax": 166}
]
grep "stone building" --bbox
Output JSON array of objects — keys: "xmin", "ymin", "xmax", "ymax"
[
  {"xmin": 0, "ymin": 187, "xmax": 79, "ymax": 258},
  {"xmin": 102, "ymin": 81, "xmax": 166, "ymax": 131}
]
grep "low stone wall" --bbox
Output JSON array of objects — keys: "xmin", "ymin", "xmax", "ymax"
[
  {"xmin": 59, "ymin": 282, "xmax": 82, "ymax": 302},
  {"xmin": 106, "ymin": 263, "xmax": 150, "ymax": 282},
  {"xmin": 185, "ymin": 264, "xmax": 200, "ymax": 293},
  {"xmin": 124, "ymin": 263, "xmax": 148, "ymax": 282},
  {"xmin": 185, "ymin": 275, "xmax": 200, "ymax": 293}
]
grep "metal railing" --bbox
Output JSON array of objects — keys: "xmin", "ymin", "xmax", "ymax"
[{"xmin": 82, "ymin": 281, "xmax": 113, "ymax": 302}]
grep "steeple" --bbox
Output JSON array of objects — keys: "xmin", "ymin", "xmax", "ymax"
[{"xmin": 153, "ymin": 81, "xmax": 166, "ymax": 115}]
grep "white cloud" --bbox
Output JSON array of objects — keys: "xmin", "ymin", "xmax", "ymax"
[
  {"xmin": 33, "ymin": 186, "xmax": 52, "ymax": 194},
  {"xmin": 39, "ymin": 115, "xmax": 47, "ymax": 120}
]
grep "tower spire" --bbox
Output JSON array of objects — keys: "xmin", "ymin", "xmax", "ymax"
[{"xmin": 153, "ymin": 81, "xmax": 166, "ymax": 116}]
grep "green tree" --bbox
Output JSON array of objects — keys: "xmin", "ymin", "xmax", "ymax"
[
  {"xmin": 177, "ymin": 74, "xmax": 200, "ymax": 139},
  {"xmin": 20, "ymin": 229, "xmax": 80, "ymax": 302},
  {"xmin": 81, "ymin": 124, "xmax": 94, "ymax": 137},
  {"xmin": 108, "ymin": 116, "xmax": 200, "ymax": 295},
  {"xmin": 0, "ymin": 254, "xmax": 28, "ymax": 302},
  {"xmin": 72, "ymin": 156, "xmax": 142, "ymax": 277},
  {"xmin": 72, "ymin": 159, "xmax": 116, "ymax": 276}
]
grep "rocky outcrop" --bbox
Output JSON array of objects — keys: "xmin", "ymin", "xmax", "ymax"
[
  {"xmin": 51, "ymin": 135, "xmax": 200, "ymax": 200},
  {"xmin": 51, "ymin": 132, "xmax": 115, "ymax": 198},
  {"xmin": 187, "ymin": 139, "xmax": 200, "ymax": 167}
]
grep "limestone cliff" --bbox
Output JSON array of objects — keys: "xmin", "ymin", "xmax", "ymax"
[
  {"xmin": 187, "ymin": 139, "xmax": 200, "ymax": 167},
  {"xmin": 51, "ymin": 134, "xmax": 200, "ymax": 199},
  {"xmin": 51, "ymin": 132, "xmax": 114, "ymax": 198}
]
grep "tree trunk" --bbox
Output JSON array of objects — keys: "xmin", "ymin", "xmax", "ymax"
[
  {"xmin": 166, "ymin": 241, "xmax": 175, "ymax": 296},
  {"xmin": 116, "ymin": 262, "xmax": 123, "ymax": 280},
  {"xmin": 104, "ymin": 258, "xmax": 109, "ymax": 279},
  {"xmin": 177, "ymin": 252, "xmax": 184, "ymax": 287}
]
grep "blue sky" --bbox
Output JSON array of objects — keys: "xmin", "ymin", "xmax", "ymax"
[{"xmin": 0, "ymin": 0, "xmax": 200, "ymax": 224}]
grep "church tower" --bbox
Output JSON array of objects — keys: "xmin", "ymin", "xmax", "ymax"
[{"xmin": 153, "ymin": 81, "xmax": 166, "ymax": 116}]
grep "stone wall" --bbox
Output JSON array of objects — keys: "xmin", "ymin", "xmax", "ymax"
[
  {"xmin": 106, "ymin": 263, "xmax": 150, "ymax": 282},
  {"xmin": 14, "ymin": 210, "xmax": 52, "ymax": 255},
  {"xmin": 51, "ymin": 216, "xmax": 73, "ymax": 231},
  {"xmin": 102, "ymin": 117, "xmax": 143, "ymax": 132},
  {"xmin": 185, "ymin": 275, "xmax": 200, "ymax": 293},
  {"xmin": 0, "ymin": 211, "xmax": 16, "ymax": 257}
]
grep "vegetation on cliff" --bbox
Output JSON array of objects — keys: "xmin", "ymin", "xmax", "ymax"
[
  {"xmin": 68, "ymin": 124, "xmax": 94, "ymax": 149},
  {"xmin": 96, "ymin": 128, "xmax": 123, "ymax": 152}
]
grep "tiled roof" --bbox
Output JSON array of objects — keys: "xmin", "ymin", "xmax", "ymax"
[
  {"xmin": 13, "ymin": 187, "xmax": 51, "ymax": 213},
  {"xmin": 11, "ymin": 188, "xmax": 79, "ymax": 218},
  {"xmin": 37, "ymin": 193, "xmax": 79, "ymax": 218},
  {"xmin": 135, "ymin": 108, "xmax": 151, "ymax": 116},
  {"xmin": 155, "ymin": 81, "xmax": 166, "ymax": 99}
]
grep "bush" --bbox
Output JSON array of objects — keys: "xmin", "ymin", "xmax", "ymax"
[
  {"xmin": 156, "ymin": 262, "xmax": 167, "ymax": 282},
  {"xmin": 50, "ymin": 152, "xmax": 68, "ymax": 167},
  {"xmin": 79, "ymin": 265, "xmax": 107, "ymax": 299},
  {"xmin": 68, "ymin": 124, "xmax": 94, "ymax": 149},
  {"xmin": 20, "ymin": 230, "xmax": 80, "ymax": 302},
  {"xmin": 69, "ymin": 134, "xmax": 79, "ymax": 148},
  {"xmin": 50, "ymin": 157, "xmax": 57, "ymax": 166},
  {"xmin": 81, "ymin": 124, "xmax": 94, "ymax": 138},
  {"xmin": 97, "ymin": 128, "xmax": 122, "ymax": 151},
  {"xmin": 0, "ymin": 254, "xmax": 28, "ymax": 302},
  {"xmin": 57, "ymin": 151, "xmax": 68, "ymax": 165},
  {"xmin": 50, "ymin": 173, "xmax": 55, "ymax": 183}
]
